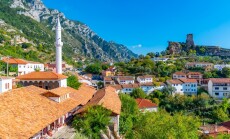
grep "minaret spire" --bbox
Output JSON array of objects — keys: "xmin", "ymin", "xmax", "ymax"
[{"xmin": 55, "ymin": 16, "xmax": 63, "ymax": 74}]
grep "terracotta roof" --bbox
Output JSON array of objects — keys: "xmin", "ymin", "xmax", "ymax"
[
  {"xmin": 139, "ymin": 82, "xmax": 154, "ymax": 86},
  {"xmin": 187, "ymin": 72, "xmax": 202, "ymax": 75},
  {"xmin": 173, "ymin": 71, "xmax": 186, "ymax": 76},
  {"xmin": 209, "ymin": 78, "xmax": 230, "ymax": 84},
  {"xmin": 76, "ymin": 86, "xmax": 121, "ymax": 115},
  {"xmin": 48, "ymin": 87, "xmax": 77, "ymax": 96},
  {"xmin": 167, "ymin": 79, "xmax": 183, "ymax": 84},
  {"xmin": 16, "ymin": 71, "xmax": 67, "ymax": 80},
  {"xmin": 137, "ymin": 75, "xmax": 153, "ymax": 79},
  {"xmin": 109, "ymin": 85, "xmax": 122, "ymax": 90},
  {"xmin": 199, "ymin": 124, "xmax": 229, "ymax": 134},
  {"xmin": 220, "ymin": 121, "xmax": 230, "ymax": 129},
  {"xmin": 179, "ymin": 78, "xmax": 197, "ymax": 83},
  {"xmin": 0, "ymin": 76, "xmax": 13, "ymax": 80},
  {"xmin": 118, "ymin": 76, "xmax": 134, "ymax": 81},
  {"xmin": 136, "ymin": 98, "xmax": 158, "ymax": 109},
  {"xmin": 1, "ymin": 57, "xmax": 27, "ymax": 64},
  {"xmin": 0, "ymin": 84, "xmax": 95, "ymax": 139},
  {"xmin": 122, "ymin": 84, "xmax": 140, "ymax": 88},
  {"xmin": 104, "ymin": 77, "xmax": 113, "ymax": 81},
  {"xmin": 46, "ymin": 63, "xmax": 66, "ymax": 68}
]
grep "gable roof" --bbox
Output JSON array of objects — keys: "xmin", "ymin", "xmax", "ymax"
[
  {"xmin": 0, "ymin": 84, "xmax": 96, "ymax": 139},
  {"xmin": 137, "ymin": 75, "xmax": 153, "ymax": 79},
  {"xmin": 179, "ymin": 78, "xmax": 197, "ymax": 83},
  {"xmin": 173, "ymin": 71, "xmax": 186, "ymax": 76},
  {"xmin": 16, "ymin": 71, "xmax": 67, "ymax": 80},
  {"xmin": 117, "ymin": 76, "xmax": 134, "ymax": 81},
  {"xmin": 1, "ymin": 57, "xmax": 27, "ymax": 64},
  {"xmin": 136, "ymin": 98, "xmax": 158, "ymax": 109},
  {"xmin": 75, "ymin": 86, "xmax": 121, "ymax": 115},
  {"xmin": 187, "ymin": 72, "xmax": 202, "ymax": 75},
  {"xmin": 167, "ymin": 79, "xmax": 183, "ymax": 84},
  {"xmin": 209, "ymin": 78, "xmax": 230, "ymax": 84}
]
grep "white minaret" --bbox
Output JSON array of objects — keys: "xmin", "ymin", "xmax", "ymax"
[{"xmin": 55, "ymin": 16, "xmax": 63, "ymax": 74}]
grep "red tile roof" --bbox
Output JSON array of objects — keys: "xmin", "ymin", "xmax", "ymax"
[
  {"xmin": 173, "ymin": 71, "xmax": 186, "ymax": 76},
  {"xmin": 118, "ymin": 76, "xmax": 134, "ymax": 81},
  {"xmin": 179, "ymin": 78, "xmax": 197, "ymax": 83},
  {"xmin": 167, "ymin": 79, "xmax": 183, "ymax": 84},
  {"xmin": 1, "ymin": 57, "xmax": 27, "ymax": 64},
  {"xmin": 137, "ymin": 75, "xmax": 153, "ymax": 79},
  {"xmin": 76, "ymin": 86, "xmax": 121, "ymax": 115},
  {"xmin": 16, "ymin": 71, "xmax": 67, "ymax": 80},
  {"xmin": 187, "ymin": 72, "xmax": 202, "ymax": 75},
  {"xmin": 122, "ymin": 84, "xmax": 140, "ymax": 88},
  {"xmin": 209, "ymin": 78, "xmax": 230, "ymax": 84},
  {"xmin": 136, "ymin": 98, "xmax": 158, "ymax": 109},
  {"xmin": 104, "ymin": 77, "xmax": 113, "ymax": 81}
]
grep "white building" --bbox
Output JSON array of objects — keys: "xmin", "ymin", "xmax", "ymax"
[
  {"xmin": 1, "ymin": 57, "xmax": 44, "ymax": 75},
  {"xmin": 136, "ymin": 98, "xmax": 158, "ymax": 112},
  {"xmin": 167, "ymin": 79, "xmax": 197, "ymax": 95},
  {"xmin": 137, "ymin": 75, "xmax": 153, "ymax": 84},
  {"xmin": 152, "ymin": 57, "xmax": 169, "ymax": 62},
  {"xmin": 121, "ymin": 84, "xmax": 139, "ymax": 94},
  {"xmin": 0, "ymin": 77, "xmax": 13, "ymax": 93},
  {"xmin": 117, "ymin": 76, "xmax": 134, "ymax": 85},
  {"xmin": 214, "ymin": 64, "xmax": 230, "ymax": 71},
  {"xmin": 208, "ymin": 78, "xmax": 230, "ymax": 99},
  {"xmin": 139, "ymin": 82, "xmax": 165, "ymax": 94},
  {"xmin": 172, "ymin": 71, "xmax": 187, "ymax": 79}
]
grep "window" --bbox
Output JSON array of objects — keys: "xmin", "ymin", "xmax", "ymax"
[
  {"xmin": 181, "ymin": 89, "xmax": 183, "ymax": 91},
  {"xmin": 223, "ymin": 87, "xmax": 227, "ymax": 90},
  {"xmin": 215, "ymin": 92, "xmax": 219, "ymax": 96},
  {"xmin": 215, "ymin": 87, "xmax": 219, "ymax": 90},
  {"xmin": 223, "ymin": 93, "xmax": 228, "ymax": 96}
]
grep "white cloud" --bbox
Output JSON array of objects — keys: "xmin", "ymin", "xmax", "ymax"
[{"xmin": 132, "ymin": 44, "xmax": 142, "ymax": 48}]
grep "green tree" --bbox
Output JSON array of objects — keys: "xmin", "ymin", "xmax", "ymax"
[
  {"xmin": 67, "ymin": 75, "xmax": 81, "ymax": 89},
  {"xmin": 162, "ymin": 84, "xmax": 176, "ymax": 95},
  {"xmin": 146, "ymin": 52, "xmax": 155, "ymax": 58},
  {"xmin": 73, "ymin": 105, "xmax": 111, "ymax": 139},
  {"xmin": 135, "ymin": 111, "xmax": 201, "ymax": 139},
  {"xmin": 119, "ymin": 94, "xmax": 140, "ymax": 138},
  {"xmin": 130, "ymin": 88, "xmax": 146, "ymax": 99},
  {"xmin": 85, "ymin": 64, "xmax": 102, "ymax": 74},
  {"xmin": 222, "ymin": 67, "xmax": 230, "ymax": 78}
]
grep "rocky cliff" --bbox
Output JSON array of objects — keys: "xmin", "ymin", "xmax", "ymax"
[{"xmin": 0, "ymin": 0, "xmax": 137, "ymax": 63}]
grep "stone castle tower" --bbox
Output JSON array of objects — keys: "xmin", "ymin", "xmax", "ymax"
[
  {"xmin": 55, "ymin": 17, "xmax": 63, "ymax": 74},
  {"xmin": 186, "ymin": 34, "xmax": 195, "ymax": 48}
]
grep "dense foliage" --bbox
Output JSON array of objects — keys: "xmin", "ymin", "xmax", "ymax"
[
  {"xmin": 67, "ymin": 75, "xmax": 81, "ymax": 90},
  {"xmin": 73, "ymin": 105, "xmax": 111, "ymax": 139}
]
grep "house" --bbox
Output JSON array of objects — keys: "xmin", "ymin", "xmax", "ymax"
[
  {"xmin": 152, "ymin": 57, "xmax": 169, "ymax": 62},
  {"xmin": 167, "ymin": 79, "xmax": 198, "ymax": 95},
  {"xmin": 102, "ymin": 66, "xmax": 116, "ymax": 77},
  {"xmin": 16, "ymin": 71, "xmax": 67, "ymax": 90},
  {"xmin": 139, "ymin": 82, "xmax": 154, "ymax": 94},
  {"xmin": 172, "ymin": 71, "xmax": 187, "ymax": 79},
  {"xmin": 208, "ymin": 78, "xmax": 230, "ymax": 99},
  {"xmin": 1, "ymin": 57, "xmax": 44, "ymax": 75},
  {"xmin": 199, "ymin": 121, "xmax": 230, "ymax": 137},
  {"xmin": 136, "ymin": 98, "xmax": 158, "ymax": 112},
  {"xmin": 116, "ymin": 76, "xmax": 135, "ymax": 85},
  {"xmin": 104, "ymin": 76, "xmax": 115, "ymax": 86},
  {"xmin": 0, "ymin": 76, "xmax": 13, "ymax": 93},
  {"xmin": 214, "ymin": 64, "xmax": 230, "ymax": 71},
  {"xmin": 187, "ymin": 72, "xmax": 203, "ymax": 84},
  {"xmin": 121, "ymin": 84, "xmax": 140, "ymax": 94},
  {"xmin": 0, "ymin": 84, "xmax": 96, "ymax": 139},
  {"xmin": 45, "ymin": 62, "xmax": 73, "ymax": 71},
  {"xmin": 75, "ymin": 86, "xmax": 121, "ymax": 135},
  {"xmin": 185, "ymin": 62, "xmax": 214, "ymax": 71},
  {"xmin": 137, "ymin": 75, "xmax": 153, "ymax": 84}
]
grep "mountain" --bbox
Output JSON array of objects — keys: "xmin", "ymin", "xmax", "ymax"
[{"xmin": 0, "ymin": 0, "xmax": 137, "ymax": 64}]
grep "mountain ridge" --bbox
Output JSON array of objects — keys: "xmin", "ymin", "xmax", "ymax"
[{"xmin": 0, "ymin": 0, "xmax": 137, "ymax": 64}]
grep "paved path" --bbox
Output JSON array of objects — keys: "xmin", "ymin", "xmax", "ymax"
[{"xmin": 50, "ymin": 126, "xmax": 76, "ymax": 139}]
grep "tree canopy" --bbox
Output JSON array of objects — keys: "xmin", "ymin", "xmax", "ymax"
[{"xmin": 67, "ymin": 75, "xmax": 81, "ymax": 89}]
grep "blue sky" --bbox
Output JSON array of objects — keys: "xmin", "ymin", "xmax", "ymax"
[{"xmin": 43, "ymin": 0, "xmax": 230, "ymax": 55}]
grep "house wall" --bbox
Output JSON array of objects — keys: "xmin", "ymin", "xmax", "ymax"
[
  {"xmin": 182, "ymin": 83, "xmax": 197, "ymax": 95},
  {"xmin": 0, "ymin": 78, "xmax": 13, "ymax": 93},
  {"xmin": 117, "ymin": 79, "xmax": 134, "ymax": 85},
  {"xmin": 171, "ymin": 83, "xmax": 183, "ymax": 94},
  {"xmin": 208, "ymin": 81, "xmax": 230, "ymax": 99},
  {"xmin": 141, "ymin": 107, "xmax": 158, "ymax": 112},
  {"xmin": 137, "ymin": 77, "xmax": 153, "ymax": 83},
  {"xmin": 18, "ymin": 63, "xmax": 44, "ymax": 75},
  {"xmin": 59, "ymin": 79, "xmax": 67, "ymax": 87},
  {"xmin": 173, "ymin": 74, "xmax": 186, "ymax": 79}
]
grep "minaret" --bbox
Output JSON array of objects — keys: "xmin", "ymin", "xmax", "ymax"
[{"xmin": 55, "ymin": 16, "xmax": 63, "ymax": 74}]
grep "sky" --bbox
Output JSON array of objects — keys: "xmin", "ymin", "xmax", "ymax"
[{"xmin": 43, "ymin": 0, "xmax": 230, "ymax": 55}]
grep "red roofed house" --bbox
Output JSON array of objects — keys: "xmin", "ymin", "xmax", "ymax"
[
  {"xmin": 172, "ymin": 71, "xmax": 187, "ymax": 79},
  {"xmin": 136, "ymin": 98, "xmax": 158, "ymax": 112},
  {"xmin": 208, "ymin": 78, "xmax": 230, "ymax": 99},
  {"xmin": 16, "ymin": 71, "xmax": 68, "ymax": 90},
  {"xmin": 116, "ymin": 76, "xmax": 135, "ymax": 85},
  {"xmin": 187, "ymin": 72, "xmax": 203, "ymax": 84},
  {"xmin": 1, "ymin": 57, "xmax": 44, "ymax": 75},
  {"xmin": 167, "ymin": 79, "xmax": 198, "ymax": 95}
]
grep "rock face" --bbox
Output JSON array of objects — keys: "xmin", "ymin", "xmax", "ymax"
[{"xmin": 9, "ymin": 0, "xmax": 137, "ymax": 62}]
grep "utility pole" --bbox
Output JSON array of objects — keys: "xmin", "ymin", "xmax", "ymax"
[{"xmin": 6, "ymin": 56, "xmax": 9, "ymax": 77}]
